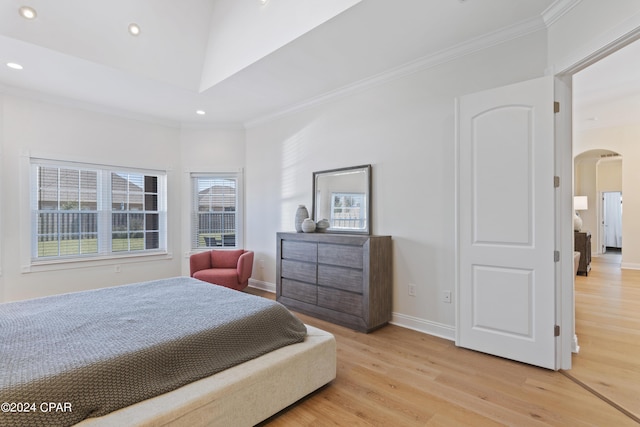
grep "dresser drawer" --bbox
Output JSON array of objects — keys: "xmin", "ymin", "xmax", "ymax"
[
  {"xmin": 281, "ymin": 278, "xmax": 317, "ymax": 305},
  {"xmin": 318, "ymin": 265, "xmax": 362, "ymax": 294},
  {"xmin": 318, "ymin": 287, "xmax": 363, "ymax": 314},
  {"xmin": 282, "ymin": 240, "xmax": 317, "ymax": 262},
  {"xmin": 318, "ymin": 243, "xmax": 362, "ymax": 269},
  {"xmin": 281, "ymin": 259, "xmax": 317, "ymax": 284}
]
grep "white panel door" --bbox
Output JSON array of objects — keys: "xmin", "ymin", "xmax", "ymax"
[{"xmin": 456, "ymin": 76, "xmax": 556, "ymax": 370}]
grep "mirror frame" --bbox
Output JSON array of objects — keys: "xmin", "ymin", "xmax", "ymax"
[{"xmin": 312, "ymin": 164, "xmax": 372, "ymax": 235}]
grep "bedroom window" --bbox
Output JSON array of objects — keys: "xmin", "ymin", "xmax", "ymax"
[
  {"xmin": 32, "ymin": 160, "xmax": 167, "ymax": 261},
  {"xmin": 191, "ymin": 172, "xmax": 243, "ymax": 249}
]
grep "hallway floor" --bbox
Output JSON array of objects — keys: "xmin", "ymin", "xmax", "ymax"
[{"xmin": 569, "ymin": 255, "xmax": 640, "ymax": 422}]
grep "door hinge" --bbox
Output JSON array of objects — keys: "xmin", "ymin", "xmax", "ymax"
[
  {"xmin": 554, "ymin": 325, "xmax": 560, "ymax": 337},
  {"xmin": 554, "ymin": 176, "xmax": 560, "ymax": 188},
  {"xmin": 554, "ymin": 102, "xmax": 560, "ymax": 113},
  {"xmin": 554, "ymin": 251, "xmax": 560, "ymax": 262}
]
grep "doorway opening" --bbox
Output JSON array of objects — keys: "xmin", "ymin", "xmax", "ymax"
[
  {"xmin": 568, "ymin": 36, "xmax": 640, "ymax": 420},
  {"xmin": 602, "ymin": 190, "xmax": 622, "ymax": 254}
]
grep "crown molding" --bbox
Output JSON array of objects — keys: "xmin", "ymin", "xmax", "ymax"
[
  {"xmin": 542, "ymin": 0, "xmax": 582, "ymax": 27},
  {"xmin": 244, "ymin": 15, "xmax": 547, "ymax": 128}
]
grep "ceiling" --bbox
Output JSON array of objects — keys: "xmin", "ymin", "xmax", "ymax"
[{"xmin": 0, "ymin": 0, "xmax": 637, "ymax": 129}]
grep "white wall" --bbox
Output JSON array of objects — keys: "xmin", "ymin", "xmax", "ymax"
[
  {"xmin": 245, "ymin": 30, "xmax": 548, "ymax": 337},
  {"xmin": 598, "ymin": 158, "xmax": 623, "ymax": 192},
  {"xmin": 0, "ymin": 95, "xmax": 181, "ymax": 302},
  {"xmin": 0, "ymin": 95, "xmax": 246, "ymax": 302},
  {"xmin": 179, "ymin": 126, "xmax": 246, "ymax": 275}
]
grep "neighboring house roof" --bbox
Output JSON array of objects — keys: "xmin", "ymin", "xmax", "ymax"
[
  {"xmin": 37, "ymin": 168, "xmax": 143, "ymax": 209},
  {"xmin": 198, "ymin": 185, "xmax": 236, "ymax": 210}
]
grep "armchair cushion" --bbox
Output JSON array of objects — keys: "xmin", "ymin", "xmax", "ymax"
[
  {"xmin": 211, "ymin": 249, "xmax": 244, "ymax": 269},
  {"xmin": 190, "ymin": 251, "xmax": 212, "ymax": 275},
  {"xmin": 193, "ymin": 268, "xmax": 241, "ymax": 290}
]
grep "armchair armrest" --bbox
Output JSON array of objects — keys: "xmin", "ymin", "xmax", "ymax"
[
  {"xmin": 237, "ymin": 251, "xmax": 255, "ymax": 284},
  {"xmin": 190, "ymin": 251, "xmax": 212, "ymax": 276}
]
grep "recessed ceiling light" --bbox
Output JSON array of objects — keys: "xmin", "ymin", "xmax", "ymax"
[
  {"xmin": 19, "ymin": 6, "xmax": 37, "ymax": 19},
  {"xmin": 260, "ymin": 0, "xmax": 269, "ymax": 5},
  {"xmin": 7, "ymin": 62, "xmax": 24, "ymax": 70},
  {"xmin": 196, "ymin": 110, "xmax": 206, "ymax": 116},
  {"xmin": 128, "ymin": 23, "xmax": 141, "ymax": 36}
]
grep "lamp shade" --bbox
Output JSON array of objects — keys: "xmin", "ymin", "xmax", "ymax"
[{"xmin": 574, "ymin": 196, "xmax": 588, "ymax": 211}]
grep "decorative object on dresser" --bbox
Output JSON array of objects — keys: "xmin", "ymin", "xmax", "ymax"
[
  {"xmin": 301, "ymin": 218, "xmax": 316, "ymax": 233},
  {"xmin": 316, "ymin": 218, "xmax": 330, "ymax": 232},
  {"xmin": 294, "ymin": 204, "xmax": 309, "ymax": 232},
  {"xmin": 574, "ymin": 231, "xmax": 591, "ymax": 275},
  {"xmin": 573, "ymin": 195, "xmax": 588, "ymax": 231},
  {"xmin": 312, "ymin": 164, "xmax": 371, "ymax": 235},
  {"xmin": 276, "ymin": 232, "xmax": 392, "ymax": 333}
]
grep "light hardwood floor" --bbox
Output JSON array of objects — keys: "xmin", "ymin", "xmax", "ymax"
[
  {"xmin": 568, "ymin": 254, "xmax": 640, "ymax": 422},
  {"xmin": 246, "ymin": 258, "xmax": 639, "ymax": 426}
]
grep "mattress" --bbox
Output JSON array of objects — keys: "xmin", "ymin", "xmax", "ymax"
[
  {"xmin": 0, "ymin": 277, "xmax": 308, "ymax": 427},
  {"xmin": 77, "ymin": 325, "xmax": 336, "ymax": 427}
]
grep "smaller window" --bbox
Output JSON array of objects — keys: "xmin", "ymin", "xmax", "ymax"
[{"xmin": 192, "ymin": 173, "xmax": 242, "ymax": 249}]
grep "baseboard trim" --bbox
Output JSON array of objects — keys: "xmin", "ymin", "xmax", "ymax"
[
  {"xmin": 390, "ymin": 312, "xmax": 455, "ymax": 341},
  {"xmin": 249, "ymin": 281, "xmax": 456, "ymax": 341},
  {"xmin": 621, "ymin": 262, "xmax": 640, "ymax": 270},
  {"xmin": 248, "ymin": 279, "xmax": 275, "ymax": 293}
]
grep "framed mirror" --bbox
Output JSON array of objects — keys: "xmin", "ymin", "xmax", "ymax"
[{"xmin": 312, "ymin": 164, "xmax": 371, "ymax": 234}]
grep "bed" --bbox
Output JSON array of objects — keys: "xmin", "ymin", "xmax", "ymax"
[{"xmin": 0, "ymin": 277, "xmax": 336, "ymax": 427}]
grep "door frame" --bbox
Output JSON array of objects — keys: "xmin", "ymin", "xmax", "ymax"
[{"xmin": 554, "ymin": 26, "xmax": 640, "ymax": 370}]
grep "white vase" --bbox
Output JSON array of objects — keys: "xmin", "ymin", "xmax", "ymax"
[
  {"xmin": 316, "ymin": 218, "xmax": 330, "ymax": 232},
  {"xmin": 302, "ymin": 218, "xmax": 316, "ymax": 233},
  {"xmin": 295, "ymin": 205, "xmax": 309, "ymax": 232},
  {"xmin": 573, "ymin": 212, "xmax": 582, "ymax": 231}
]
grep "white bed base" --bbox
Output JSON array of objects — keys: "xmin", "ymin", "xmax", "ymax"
[{"xmin": 76, "ymin": 325, "xmax": 336, "ymax": 427}]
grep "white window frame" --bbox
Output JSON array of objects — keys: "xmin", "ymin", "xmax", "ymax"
[
  {"xmin": 191, "ymin": 172, "xmax": 243, "ymax": 250},
  {"xmin": 30, "ymin": 158, "xmax": 167, "ymax": 265}
]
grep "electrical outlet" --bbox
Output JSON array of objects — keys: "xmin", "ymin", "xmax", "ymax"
[
  {"xmin": 408, "ymin": 283, "xmax": 417, "ymax": 297},
  {"xmin": 259, "ymin": 259, "xmax": 265, "ymax": 270},
  {"xmin": 443, "ymin": 290, "xmax": 452, "ymax": 303},
  {"xmin": 114, "ymin": 265, "xmax": 121, "ymax": 273}
]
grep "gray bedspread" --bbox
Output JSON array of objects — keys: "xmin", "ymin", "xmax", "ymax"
[{"xmin": 0, "ymin": 277, "xmax": 307, "ymax": 427}]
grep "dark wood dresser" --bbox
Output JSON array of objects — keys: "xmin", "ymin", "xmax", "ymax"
[
  {"xmin": 276, "ymin": 232, "xmax": 392, "ymax": 332},
  {"xmin": 574, "ymin": 231, "xmax": 591, "ymax": 276}
]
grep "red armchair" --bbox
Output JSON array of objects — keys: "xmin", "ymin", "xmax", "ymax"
[{"xmin": 190, "ymin": 249, "xmax": 254, "ymax": 291}]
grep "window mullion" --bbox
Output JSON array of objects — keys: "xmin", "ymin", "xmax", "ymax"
[{"xmin": 100, "ymin": 170, "xmax": 111, "ymax": 255}]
